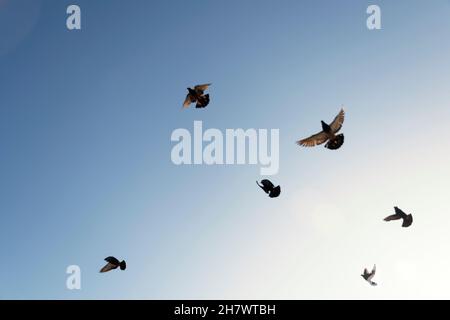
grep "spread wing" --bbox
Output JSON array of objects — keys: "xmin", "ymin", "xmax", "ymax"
[
  {"xmin": 296, "ymin": 131, "xmax": 328, "ymax": 147},
  {"xmin": 183, "ymin": 94, "xmax": 195, "ymax": 108},
  {"xmin": 104, "ymin": 256, "xmax": 120, "ymax": 265},
  {"xmin": 384, "ymin": 214, "xmax": 402, "ymax": 221},
  {"xmin": 368, "ymin": 265, "xmax": 376, "ymax": 280},
  {"xmin": 329, "ymin": 108, "xmax": 345, "ymax": 133},
  {"xmin": 394, "ymin": 207, "xmax": 407, "ymax": 218},
  {"xmin": 194, "ymin": 83, "xmax": 211, "ymax": 94},
  {"xmin": 100, "ymin": 262, "xmax": 116, "ymax": 273},
  {"xmin": 260, "ymin": 179, "xmax": 275, "ymax": 189}
]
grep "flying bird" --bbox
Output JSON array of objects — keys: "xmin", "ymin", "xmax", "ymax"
[
  {"xmin": 361, "ymin": 265, "xmax": 377, "ymax": 286},
  {"xmin": 384, "ymin": 206, "xmax": 413, "ymax": 228},
  {"xmin": 100, "ymin": 256, "xmax": 126, "ymax": 273},
  {"xmin": 256, "ymin": 179, "xmax": 281, "ymax": 198},
  {"xmin": 296, "ymin": 108, "xmax": 345, "ymax": 150},
  {"xmin": 183, "ymin": 83, "xmax": 211, "ymax": 109}
]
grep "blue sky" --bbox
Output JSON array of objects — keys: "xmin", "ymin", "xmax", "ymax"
[{"xmin": 1, "ymin": 0, "xmax": 450, "ymax": 299}]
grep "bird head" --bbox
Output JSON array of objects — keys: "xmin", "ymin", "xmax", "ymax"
[{"xmin": 321, "ymin": 121, "xmax": 331, "ymax": 132}]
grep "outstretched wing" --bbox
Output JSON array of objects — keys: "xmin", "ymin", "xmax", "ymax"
[
  {"xmin": 104, "ymin": 256, "xmax": 120, "ymax": 265},
  {"xmin": 384, "ymin": 214, "xmax": 402, "ymax": 221},
  {"xmin": 100, "ymin": 262, "xmax": 116, "ymax": 273},
  {"xmin": 394, "ymin": 207, "xmax": 407, "ymax": 218},
  {"xmin": 367, "ymin": 265, "xmax": 376, "ymax": 280},
  {"xmin": 296, "ymin": 131, "xmax": 328, "ymax": 147},
  {"xmin": 194, "ymin": 83, "xmax": 211, "ymax": 94},
  {"xmin": 183, "ymin": 94, "xmax": 194, "ymax": 108},
  {"xmin": 329, "ymin": 108, "xmax": 345, "ymax": 133},
  {"xmin": 260, "ymin": 179, "xmax": 275, "ymax": 189}
]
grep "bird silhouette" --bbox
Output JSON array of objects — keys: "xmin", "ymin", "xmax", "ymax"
[
  {"xmin": 296, "ymin": 108, "xmax": 345, "ymax": 150},
  {"xmin": 100, "ymin": 256, "xmax": 126, "ymax": 273},
  {"xmin": 183, "ymin": 83, "xmax": 211, "ymax": 109},
  {"xmin": 361, "ymin": 265, "xmax": 377, "ymax": 286},
  {"xmin": 256, "ymin": 179, "xmax": 281, "ymax": 198},
  {"xmin": 384, "ymin": 206, "xmax": 413, "ymax": 228}
]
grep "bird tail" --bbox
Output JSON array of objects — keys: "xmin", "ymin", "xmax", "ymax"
[
  {"xmin": 196, "ymin": 94, "xmax": 210, "ymax": 108},
  {"xmin": 269, "ymin": 185, "xmax": 281, "ymax": 198},
  {"xmin": 120, "ymin": 260, "xmax": 126, "ymax": 271},
  {"xmin": 325, "ymin": 134, "xmax": 344, "ymax": 150}
]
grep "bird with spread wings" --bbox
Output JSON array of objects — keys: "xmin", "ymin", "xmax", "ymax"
[
  {"xmin": 183, "ymin": 83, "xmax": 211, "ymax": 109},
  {"xmin": 296, "ymin": 108, "xmax": 345, "ymax": 150},
  {"xmin": 99, "ymin": 256, "xmax": 127, "ymax": 273},
  {"xmin": 384, "ymin": 206, "xmax": 413, "ymax": 228},
  {"xmin": 361, "ymin": 265, "xmax": 377, "ymax": 286},
  {"xmin": 256, "ymin": 179, "xmax": 281, "ymax": 198}
]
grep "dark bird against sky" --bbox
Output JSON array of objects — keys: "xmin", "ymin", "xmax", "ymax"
[
  {"xmin": 384, "ymin": 206, "xmax": 413, "ymax": 228},
  {"xmin": 183, "ymin": 84, "xmax": 211, "ymax": 109},
  {"xmin": 256, "ymin": 179, "xmax": 281, "ymax": 198},
  {"xmin": 361, "ymin": 265, "xmax": 377, "ymax": 286},
  {"xmin": 296, "ymin": 108, "xmax": 345, "ymax": 150},
  {"xmin": 100, "ymin": 256, "xmax": 127, "ymax": 273}
]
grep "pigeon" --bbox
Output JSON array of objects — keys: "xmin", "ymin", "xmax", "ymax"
[
  {"xmin": 361, "ymin": 265, "xmax": 377, "ymax": 286},
  {"xmin": 296, "ymin": 108, "xmax": 345, "ymax": 150},
  {"xmin": 384, "ymin": 206, "xmax": 413, "ymax": 228},
  {"xmin": 183, "ymin": 83, "xmax": 211, "ymax": 109},
  {"xmin": 100, "ymin": 256, "xmax": 126, "ymax": 273},
  {"xmin": 256, "ymin": 179, "xmax": 281, "ymax": 198}
]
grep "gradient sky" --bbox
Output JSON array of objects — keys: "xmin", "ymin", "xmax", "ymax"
[{"xmin": 1, "ymin": 0, "xmax": 450, "ymax": 299}]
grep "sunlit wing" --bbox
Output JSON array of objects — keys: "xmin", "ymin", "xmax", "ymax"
[
  {"xmin": 194, "ymin": 83, "xmax": 211, "ymax": 94},
  {"xmin": 329, "ymin": 108, "xmax": 345, "ymax": 133},
  {"xmin": 183, "ymin": 94, "xmax": 194, "ymax": 108},
  {"xmin": 296, "ymin": 131, "xmax": 328, "ymax": 147},
  {"xmin": 100, "ymin": 263, "xmax": 116, "ymax": 273}
]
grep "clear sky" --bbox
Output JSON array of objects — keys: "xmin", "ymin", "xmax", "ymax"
[{"xmin": 1, "ymin": 0, "xmax": 450, "ymax": 299}]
